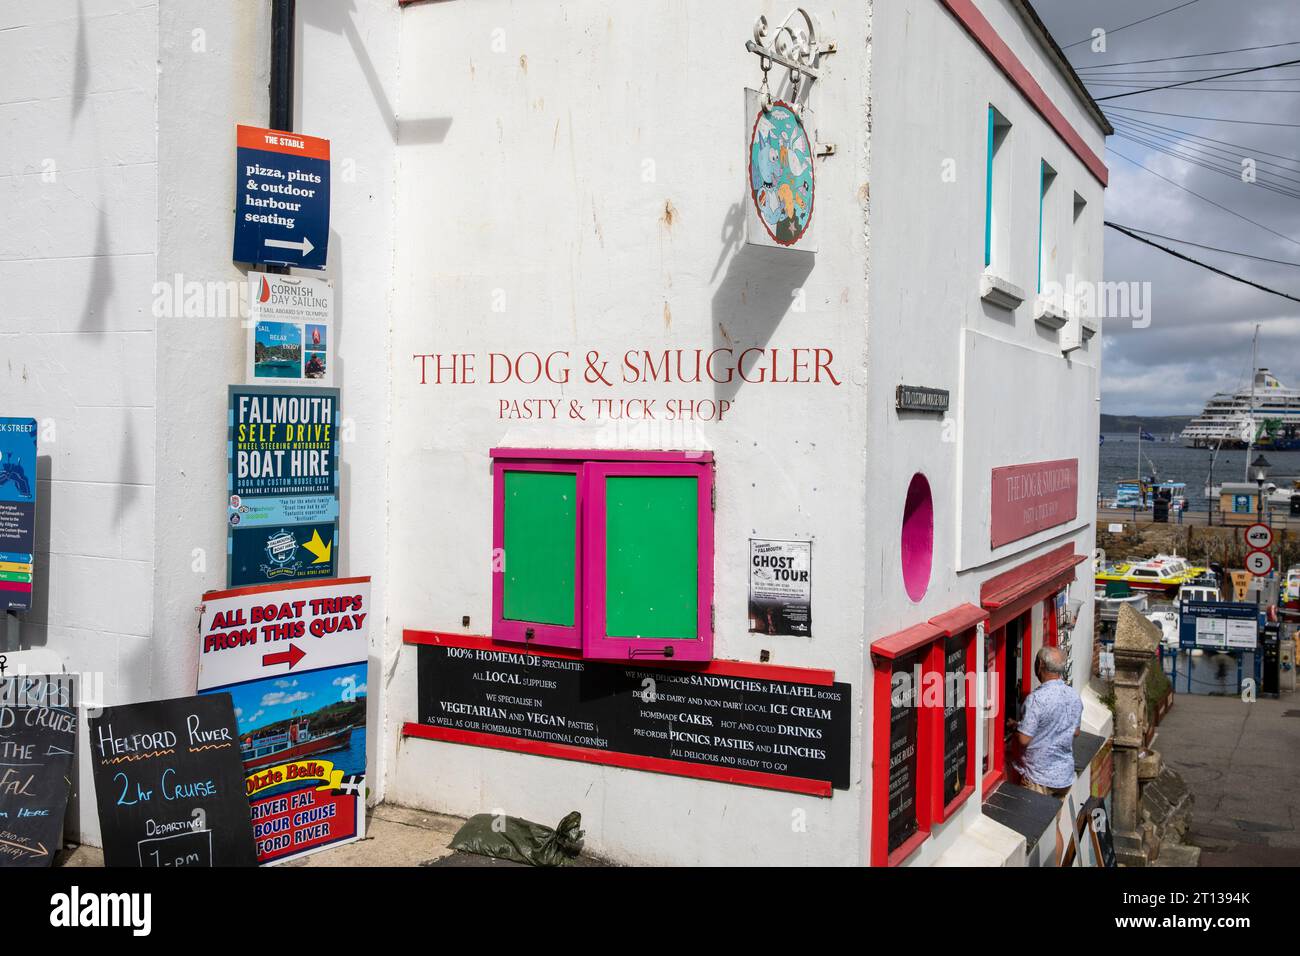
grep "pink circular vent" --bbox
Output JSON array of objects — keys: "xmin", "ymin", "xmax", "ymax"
[{"xmin": 901, "ymin": 473, "xmax": 934, "ymax": 602}]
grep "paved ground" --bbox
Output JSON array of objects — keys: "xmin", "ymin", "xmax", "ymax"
[
  {"xmin": 1155, "ymin": 686, "xmax": 1300, "ymax": 866},
  {"xmin": 55, "ymin": 803, "xmax": 470, "ymax": 868},
  {"xmin": 55, "ymin": 803, "xmax": 613, "ymax": 867}
]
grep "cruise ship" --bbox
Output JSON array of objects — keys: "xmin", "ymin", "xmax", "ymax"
[{"xmin": 1181, "ymin": 369, "xmax": 1300, "ymax": 449}]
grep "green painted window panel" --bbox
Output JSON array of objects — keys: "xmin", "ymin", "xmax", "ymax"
[
  {"xmin": 604, "ymin": 476, "xmax": 698, "ymax": 639},
  {"xmin": 503, "ymin": 471, "xmax": 576, "ymax": 626}
]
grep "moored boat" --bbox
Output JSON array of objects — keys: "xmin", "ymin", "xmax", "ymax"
[
  {"xmin": 241, "ymin": 717, "xmax": 353, "ymax": 771},
  {"xmin": 1095, "ymin": 553, "xmax": 1211, "ymax": 596}
]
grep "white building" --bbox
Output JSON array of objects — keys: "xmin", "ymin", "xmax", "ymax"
[{"xmin": 2, "ymin": 0, "xmax": 1110, "ymax": 865}]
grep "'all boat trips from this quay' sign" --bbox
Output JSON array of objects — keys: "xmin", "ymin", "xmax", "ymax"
[{"xmin": 990, "ymin": 458, "xmax": 1079, "ymax": 548}]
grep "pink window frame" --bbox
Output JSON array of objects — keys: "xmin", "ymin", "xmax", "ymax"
[
  {"xmin": 582, "ymin": 460, "xmax": 714, "ymax": 662},
  {"xmin": 491, "ymin": 460, "xmax": 584, "ymax": 650}
]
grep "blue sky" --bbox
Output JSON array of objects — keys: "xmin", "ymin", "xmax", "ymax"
[{"xmin": 225, "ymin": 663, "xmax": 367, "ymax": 735}]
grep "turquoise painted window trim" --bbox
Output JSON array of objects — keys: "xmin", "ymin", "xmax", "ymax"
[{"xmin": 984, "ymin": 107, "xmax": 994, "ymax": 268}]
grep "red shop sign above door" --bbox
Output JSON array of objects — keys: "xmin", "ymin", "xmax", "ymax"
[{"xmin": 990, "ymin": 458, "xmax": 1079, "ymax": 548}]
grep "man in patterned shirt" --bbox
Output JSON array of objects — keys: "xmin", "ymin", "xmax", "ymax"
[{"xmin": 1012, "ymin": 646, "xmax": 1082, "ymax": 798}]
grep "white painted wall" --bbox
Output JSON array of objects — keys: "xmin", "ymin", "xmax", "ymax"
[
  {"xmin": 866, "ymin": 0, "xmax": 1106, "ymax": 865},
  {"xmin": 2, "ymin": 0, "xmax": 399, "ymax": 845},
  {"xmin": 1, "ymin": 0, "xmax": 1107, "ymax": 863},
  {"xmin": 0, "ymin": 0, "xmax": 160, "ymax": 843},
  {"xmin": 152, "ymin": 0, "xmax": 399, "ymax": 804},
  {"xmin": 384, "ymin": 0, "xmax": 874, "ymax": 866}
]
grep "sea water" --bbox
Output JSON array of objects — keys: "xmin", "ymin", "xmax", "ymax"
[{"xmin": 1099, "ymin": 434, "xmax": 1300, "ymax": 511}]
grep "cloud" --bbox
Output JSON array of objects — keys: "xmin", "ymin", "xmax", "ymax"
[
  {"xmin": 1036, "ymin": 1, "xmax": 1300, "ymax": 414},
  {"xmin": 260, "ymin": 690, "xmax": 311, "ymax": 707},
  {"xmin": 273, "ymin": 679, "xmax": 298, "ymax": 689}
]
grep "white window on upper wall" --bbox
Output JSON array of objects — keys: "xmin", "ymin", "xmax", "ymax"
[
  {"xmin": 1071, "ymin": 191, "xmax": 1090, "ymax": 287},
  {"xmin": 1037, "ymin": 159, "xmax": 1059, "ymax": 294},
  {"xmin": 984, "ymin": 106, "xmax": 1012, "ymax": 275}
]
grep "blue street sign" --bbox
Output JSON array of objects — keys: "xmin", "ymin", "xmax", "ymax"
[{"xmin": 233, "ymin": 125, "xmax": 330, "ymax": 269}]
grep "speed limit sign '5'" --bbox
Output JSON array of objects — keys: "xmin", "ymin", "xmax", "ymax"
[{"xmin": 1245, "ymin": 549, "xmax": 1274, "ymax": 577}]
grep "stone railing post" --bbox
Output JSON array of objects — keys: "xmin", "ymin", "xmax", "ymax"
[{"xmin": 1111, "ymin": 603, "xmax": 1160, "ymax": 865}]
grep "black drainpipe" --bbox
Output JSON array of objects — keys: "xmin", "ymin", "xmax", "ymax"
[{"xmin": 266, "ymin": 0, "xmax": 295, "ymax": 274}]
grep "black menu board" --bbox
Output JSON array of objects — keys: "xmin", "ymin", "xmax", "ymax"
[
  {"xmin": 942, "ymin": 634, "xmax": 969, "ymax": 805},
  {"xmin": 415, "ymin": 641, "xmax": 850, "ymax": 792},
  {"xmin": 0, "ymin": 675, "xmax": 77, "ymax": 867},
  {"xmin": 887, "ymin": 650, "xmax": 921, "ymax": 853},
  {"xmin": 88, "ymin": 694, "xmax": 257, "ymax": 867}
]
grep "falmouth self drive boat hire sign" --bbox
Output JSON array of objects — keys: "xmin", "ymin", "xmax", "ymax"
[
  {"xmin": 232, "ymin": 125, "xmax": 330, "ymax": 270},
  {"xmin": 0, "ymin": 418, "xmax": 37, "ymax": 612},
  {"xmin": 227, "ymin": 385, "xmax": 339, "ymax": 587},
  {"xmin": 197, "ymin": 577, "xmax": 371, "ymax": 865}
]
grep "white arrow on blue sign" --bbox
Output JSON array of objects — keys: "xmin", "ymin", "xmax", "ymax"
[{"xmin": 233, "ymin": 125, "xmax": 330, "ymax": 270}]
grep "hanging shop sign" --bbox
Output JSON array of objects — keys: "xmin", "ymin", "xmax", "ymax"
[
  {"xmin": 0, "ymin": 675, "xmax": 76, "ymax": 868},
  {"xmin": 0, "ymin": 418, "xmax": 37, "ymax": 613},
  {"xmin": 1178, "ymin": 601, "xmax": 1259, "ymax": 651},
  {"xmin": 895, "ymin": 385, "xmax": 950, "ymax": 414},
  {"xmin": 197, "ymin": 577, "xmax": 371, "ymax": 865},
  {"xmin": 246, "ymin": 274, "xmax": 334, "ymax": 386},
  {"xmin": 88, "ymin": 694, "xmax": 257, "ymax": 867},
  {"xmin": 990, "ymin": 458, "xmax": 1079, "ymax": 548},
  {"xmin": 406, "ymin": 633, "xmax": 850, "ymax": 796},
  {"xmin": 741, "ymin": 10, "xmax": 829, "ymax": 252},
  {"xmin": 745, "ymin": 91, "xmax": 816, "ymax": 250},
  {"xmin": 227, "ymin": 385, "xmax": 339, "ymax": 587},
  {"xmin": 748, "ymin": 538, "xmax": 812, "ymax": 636},
  {"xmin": 232, "ymin": 125, "xmax": 330, "ymax": 270}
]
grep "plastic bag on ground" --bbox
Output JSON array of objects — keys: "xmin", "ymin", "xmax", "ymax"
[{"xmin": 448, "ymin": 810, "xmax": 585, "ymax": 866}]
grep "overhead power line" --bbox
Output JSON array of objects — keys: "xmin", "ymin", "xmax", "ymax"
[
  {"xmin": 1105, "ymin": 145, "xmax": 1300, "ymax": 248},
  {"xmin": 1092, "ymin": 83, "xmax": 1300, "ymax": 92},
  {"xmin": 1105, "ymin": 221, "xmax": 1300, "ymax": 304},
  {"xmin": 1110, "ymin": 130, "xmax": 1300, "ymax": 200},
  {"xmin": 1101, "ymin": 112, "xmax": 1300, "ymax": 167},
  {"xmin": 1110, "ymin": 129, "xmax": 1300, "ymax": 198},
  {"xmin": 1060, "ymin": 0, "xmax": 1204, "ymax": 51},
  {"xmin": 1105, "ymin": 104, "xmax": 1300, "ymax": 128},
  {"xmin": 1073, "ymin": 39, "xmax": 1300, "ymax": 71},
  {"xmin": 1095, "ymin": 56, "xmax": 1300, "ymax": 101},
  {"xmin": 1107, "ymin": 223, "xmax": 1300, "ymax": 267}
]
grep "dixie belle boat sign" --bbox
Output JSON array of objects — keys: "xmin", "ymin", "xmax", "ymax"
[{"xmin": 990, "ymin": 458, "xmax": 1079, "ymax": 548}]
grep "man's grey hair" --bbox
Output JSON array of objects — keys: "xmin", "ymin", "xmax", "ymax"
[{"xmin": 1036, "ymin": 645, "xmax": 1069, "ymax": 676}]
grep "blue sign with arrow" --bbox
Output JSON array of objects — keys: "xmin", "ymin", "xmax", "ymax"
[{"xmin": 232, "ymin": 125, "xmax": 330, "ymax": 270}]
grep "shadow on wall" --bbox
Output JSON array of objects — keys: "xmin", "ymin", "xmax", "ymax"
[
  {"xmin": 709, "ymin": 228, "xmax": 815, "ymax": 407},
  {"xmin": 297, "ymin": 0, "xmax": 452, "ymax": 146}
]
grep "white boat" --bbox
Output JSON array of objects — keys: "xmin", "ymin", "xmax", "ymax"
[{"xmin": 1181, "ymin": 368, "xmax": 1300, "ymax": 450}]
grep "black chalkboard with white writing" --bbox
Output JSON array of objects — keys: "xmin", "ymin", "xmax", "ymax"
[
  {"xmin": 942, "ymin": 635, "xmax": 969, "ymax": 805},
  {"xmin": 0, "ymin": 675, "xmax": 77, "ymax": 867},
  {"xmin": 887, "ymin": 650, "xmax": 921, "ymax": 853},
  {"xmin": 416, "ymin": 641, "xmax": 851, "ymax": 792},
  {"xmin": 88, "ymin": 694, "xmax": 256, "ymax": 867}
]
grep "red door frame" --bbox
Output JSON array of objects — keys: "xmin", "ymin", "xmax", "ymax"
[{"xmin": 981, "ymin": 625, "xmax": 1006, "ymax": 797}]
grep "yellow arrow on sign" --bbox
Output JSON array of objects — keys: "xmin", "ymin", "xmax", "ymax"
[{"xmin": 303, "ymin": 529, "xmax": 332, "ymax": 565}]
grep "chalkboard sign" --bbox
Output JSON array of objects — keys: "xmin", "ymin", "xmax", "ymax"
[
  {"xmin": 88, "ymin": 694, "xmax": 257, "ymax": 867},
  {"xmin": 887, "ymin": 649, "xmax": 921, "ymax": 853},
  {"xmin": 1083, "ymin": 795, "xmax": 1117, "ymax": 868},
  {"xmin": 942, "ymin": 634, "xmax": 969, "ymax": 805},
  {"xmin": 414, "ymin": 638, "xmax": 850, "ymax": 793},
  {"xmin": 0, "ymin": 675, "xmax": 77, "ymax": 867}
]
